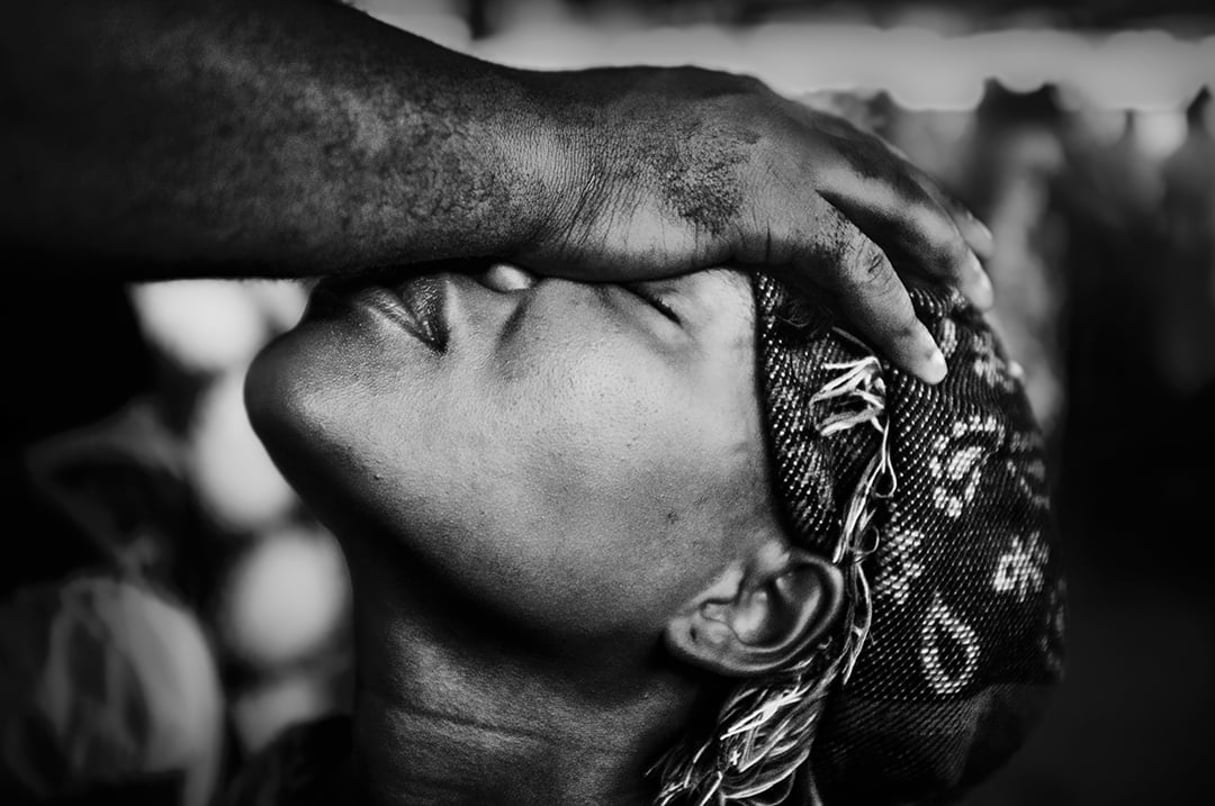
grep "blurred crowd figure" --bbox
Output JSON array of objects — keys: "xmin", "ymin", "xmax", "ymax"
[{"xmin": 2, "ymin": 69, "xmax": 1213, "ymax": 806}]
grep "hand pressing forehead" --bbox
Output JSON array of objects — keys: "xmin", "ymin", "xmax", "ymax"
[
  {"xmin": 5, "ymin": 2, "xmax": 992, "ymax": 385},
  {"xmin": 510, "ymin": 65, "xmax": 995, "ymax": 384}
]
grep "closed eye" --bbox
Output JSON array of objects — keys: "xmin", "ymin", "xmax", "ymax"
[{"xmin": 623, "ymin": 284, "xmax": 681, "ymax": 325}]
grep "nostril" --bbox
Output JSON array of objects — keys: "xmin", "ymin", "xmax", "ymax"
[{"xmin": 480, "ymin": 262, "xmax": 537, "ymax": 292}]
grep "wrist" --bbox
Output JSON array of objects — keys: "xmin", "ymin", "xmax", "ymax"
[
  {"xmin": 499, "ymin": 67, "xmax": 589, "ymax": 257},
  {"xmin": 509, "ymin": 66, "xmax": 646, "ymax": 263}
]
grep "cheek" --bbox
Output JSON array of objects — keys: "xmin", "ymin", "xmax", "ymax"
[
  {"xmin": 249, "ymin": 317, "xmax": 757, "ymax": 637},
  {"xmin": 483, "ymin": 347, "xmax": 745, "ymax": 620},
  {"xmin": 506, "ymin": 345, "xmax": 689, "ymax": 513}
]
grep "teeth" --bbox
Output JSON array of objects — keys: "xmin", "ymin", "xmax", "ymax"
[{"xmin": 480, "ymin": 263, "xmax": 536, "ymax": 292}]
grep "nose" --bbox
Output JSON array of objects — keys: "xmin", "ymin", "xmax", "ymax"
[{"xmin": 478, "ymin": 262, "xmax": 538, "ymax": 293}]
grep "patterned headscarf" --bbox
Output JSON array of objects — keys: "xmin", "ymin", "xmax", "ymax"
[{"xmin": 652, "ymin": 275, "xmax": 1065, "ymax": 805}]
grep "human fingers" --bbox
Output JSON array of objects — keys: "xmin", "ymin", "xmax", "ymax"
[
  {"xmin": 761, "ymin": 202, "xmax": 947, "ymax": 385},
  {"xmin": 787, "ymin": 106, "xmax": 992, "ymax": 310},
  {"xmin": 818, "ymin": 165, "xmax": 992, "ymax": 312},
  {"xmin": 904, "ymin": 161, "xmax": 995, "ymax": 261},
  {"xmin": 950, "ymin": 202, "xmax": 995, "ymax": 263},
  {"xmin": 874, "ymin": 137, "xmax": 996, "ymax": 261}
]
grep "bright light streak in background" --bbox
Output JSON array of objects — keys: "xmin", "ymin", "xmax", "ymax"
[{"xmin": 356, "ymin": 1, "xmax": 1215, "ymax": 115}]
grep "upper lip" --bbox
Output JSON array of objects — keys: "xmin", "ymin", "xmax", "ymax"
[
  {"xmin": 395, "ymin": 274, "xmax": 449, "ymax": 351},
  {"xmin": 308, "ymin": 270, "xmax": 449, "ymax": 352}
]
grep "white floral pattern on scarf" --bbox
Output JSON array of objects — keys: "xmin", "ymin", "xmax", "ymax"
[
  {"xmin": 928, "ymin": 414, "xmax": 1006, "ymax": 519},
  {"xmin": 993, "ymin": 531, "xmax": 1050, "ymax": 602}
]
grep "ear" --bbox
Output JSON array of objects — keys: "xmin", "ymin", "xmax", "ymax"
[{"xmin": 664, "ymin": 541, "xmax": 845, "ymax": 677}]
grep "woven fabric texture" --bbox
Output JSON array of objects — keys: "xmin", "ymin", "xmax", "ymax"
[{"xmin": 752, "ymin": 275, "xmax": 1065, "ymax": 805}]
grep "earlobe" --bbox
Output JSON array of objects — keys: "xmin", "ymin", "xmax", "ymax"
[{"xmin": 664, "ymin": 544, "xmax": 845, "ymax": 678}]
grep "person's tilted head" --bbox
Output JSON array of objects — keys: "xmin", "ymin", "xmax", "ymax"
[{"xmin": 245, "ymin": 256, "xmax": 1063, "ymax": 806}]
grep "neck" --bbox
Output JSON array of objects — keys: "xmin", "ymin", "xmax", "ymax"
[
  {"xmin": 340, "ymin": 540, "xmax": 714, "ymax": 806},
  {"xmin": 351, "ymin": 688, "xmax": 662, "ymax": 806}
]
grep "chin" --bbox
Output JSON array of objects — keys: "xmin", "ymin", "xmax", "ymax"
[
  {"xmin": 244, "ymin": 330, "xmax": 348, "ymax": 489},
  {"xmin": 244, "ymin": 330, "xmax": 434, "ymax": 538}
]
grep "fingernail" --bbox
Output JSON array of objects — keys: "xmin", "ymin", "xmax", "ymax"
[{"xmin": 924, "ymin": 346, "xmax": 947, "ymax": 384}]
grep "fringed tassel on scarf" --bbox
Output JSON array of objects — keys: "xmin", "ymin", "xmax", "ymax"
[{"xmin": 649, "ymin": 330, "xmax": 895, "ymax": 806}]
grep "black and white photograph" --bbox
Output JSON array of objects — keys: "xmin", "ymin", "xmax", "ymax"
[{"xmin": 1, "ymin": 1, "xmax": 1212, "ymax": 804}]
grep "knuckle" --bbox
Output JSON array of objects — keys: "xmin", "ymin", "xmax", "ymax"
[{"xmin": 848, "ymin": 239, "xmax": 895, "ymax": 290}]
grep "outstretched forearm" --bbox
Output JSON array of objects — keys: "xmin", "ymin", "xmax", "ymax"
[
  {"xmin": 3, "ymin": 0, "xmax": 998, "ymax": 381},
  {"xmin": 2, "ymin": 0, "xmax": 556, "ymax": 278}
]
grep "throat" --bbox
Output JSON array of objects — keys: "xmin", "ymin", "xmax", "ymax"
[
  {"xmin": 336, "ymin": 534, "xmax": 712, "ymax": 806},
  {"xmin": 350, "ymin": 689, "xmax": 658, "ymax": 806}
]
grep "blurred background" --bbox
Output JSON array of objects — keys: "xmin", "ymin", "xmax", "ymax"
[{"xmin": 1, "ymin": 1, "xmax": 1212, "ymax": 804}]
